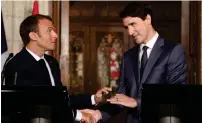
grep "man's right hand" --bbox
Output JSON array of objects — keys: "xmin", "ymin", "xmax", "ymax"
[
  {"xmin": 81, "ymin": 111, "xmax": 96, "ymax": 123},
  {"xmin": 81, "ymin": 109, "xmax": 102, "ymax": 122}
]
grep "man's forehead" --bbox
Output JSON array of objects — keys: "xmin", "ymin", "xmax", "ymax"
[
  {"xmin": 123, "ymin": 16, "xmax": 141, "ymax": 25},
  {"xmin": 124, "ymin": 16, "xmax": 139, "ymax": 22},
  {"xmin": 38, "ymin": 19, "xmax": 53, "ymax": 26}
]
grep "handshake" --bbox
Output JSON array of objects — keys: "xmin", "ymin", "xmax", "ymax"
[
  {"xmin": 78, "ymin": 87, "xmax": 115, "ymax": 123},
  {"xmin": 80, "ymin": 109, "xmax": 102, "ymax": 123},
  {"xmin": 77, "ymin": 86, "xmax": 138, "ymax": 123}
]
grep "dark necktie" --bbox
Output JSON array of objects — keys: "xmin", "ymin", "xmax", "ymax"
[
  {"xmin": 140, "ymin": 46, "xmax": 148, "ymax": 81},
  {"xmin": 38, "ymin": 59, "xmax": 51, "ymax": 84}
]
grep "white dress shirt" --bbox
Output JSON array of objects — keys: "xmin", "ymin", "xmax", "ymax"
[
  {"xmin": 26, "ymin": 47, "xmax": 96, "ymax": 121},
  {"xmin": 139, "ymin": 32, "xmax": 159, "ymax": 67}
]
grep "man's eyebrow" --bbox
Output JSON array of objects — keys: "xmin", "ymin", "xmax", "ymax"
[
  {"xmin": 124, "ymin": 22, "xmax": 135, "ymax": 29},
  {"xmin": 47, "ymin": 27, "xmax": 56, "ymax": 31},
  {"xmin": 128, "ymin": 22, "xmax": 135, "ymax": 26}
]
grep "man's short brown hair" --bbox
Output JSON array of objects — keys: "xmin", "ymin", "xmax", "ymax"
[{"xmin": 20, "ymin": 14, "xmax": 52, "ymax": 46}]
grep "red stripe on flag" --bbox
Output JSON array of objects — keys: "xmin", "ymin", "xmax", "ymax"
[{"xmin": 32, "ymin": 0, "xmax": 39, "ymax": 15}]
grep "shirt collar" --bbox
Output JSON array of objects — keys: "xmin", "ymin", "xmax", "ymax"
[
  {"xmin": 140, "ymin": 32, "xmax": 159, "ymax": 50},
  {"xmin": 26, "ymin": 47, "xmax": 44, "ymax": 61}
]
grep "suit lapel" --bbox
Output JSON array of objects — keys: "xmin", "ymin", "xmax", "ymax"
[
  {"xmin": 44, "ymin": 56, "xmax": 61, "ymax": 86},
  {"xmin": 21, "ymin": 48, "xmax": 40, "ymax": 73},
  {"xmin": 133, "ymin": 46, "xmax": 140, "ymax": 84},
  {"xmin": 139, "ymin": 37, "xmax": 164, "ymax": 89},
  {"xmin": 21, "ymin": 48, "xmax": 38, "ymax": 64},
  {"xmin": 130, "ymin": 46, "xmax": 140, "ymax": 98},
  {"xmin": 21, "ymin": 48, "xmax": 45, "ymax": 85},
  {"xmin": 44, "ymin": 56, "xmax": 56, "ymax": 82}
]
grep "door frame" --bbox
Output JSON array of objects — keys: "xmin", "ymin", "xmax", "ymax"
[{"xmin": 181, "ymin": 1, "xmax": 201, "ymax": 84}]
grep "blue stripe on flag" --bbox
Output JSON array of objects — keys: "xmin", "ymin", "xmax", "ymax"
[
  {"xmin": 1, "ymin": 12, "xmax": 8, "ymax": 54},
  {"xmin": 1, "ymin": 12, "xmax": 9, "ymax": 72}
]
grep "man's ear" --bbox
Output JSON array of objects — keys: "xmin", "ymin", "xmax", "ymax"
[
  {"xmin": 145, "ymin": 14, "xmax": 152, "ymax": 25},
  {"xmin": 29, "ymin": 32, "xmax": 38, "ymax": 41}
]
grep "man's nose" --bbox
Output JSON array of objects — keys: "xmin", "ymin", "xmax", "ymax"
[
  {"xmin": 52, "ymin": 31, "xmax": 58, "ymax": 39},
  {"xmin": 128, "ymin": 27, "xmax": 134, "ymax": 36}
]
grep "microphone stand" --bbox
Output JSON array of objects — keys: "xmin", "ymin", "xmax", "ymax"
[{"xmin": 1, "ymin": 53, "xmax": 14, "ymax": 85}]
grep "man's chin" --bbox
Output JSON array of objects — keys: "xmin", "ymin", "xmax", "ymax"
[
  {"xmin": 135, "ymin": 40, "xmax": 143, "ymax": 44},
  {"xmin": 46, "ymin": 47, "xmax": 55, "ymax": 51}
]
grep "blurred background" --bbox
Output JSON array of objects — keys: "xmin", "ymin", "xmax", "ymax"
[{"xmin": 1, "ymin": 1, "xmax": 201, "ymax": 95}]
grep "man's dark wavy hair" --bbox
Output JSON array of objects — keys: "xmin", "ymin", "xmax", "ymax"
[{"xmin": 120, "ymin": 2, "xmax": 153, "ymax": 21}]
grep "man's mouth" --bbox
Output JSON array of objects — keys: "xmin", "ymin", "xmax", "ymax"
[
  {"xmin": 133, "ymin": 35, "xmax": 139, "ymax": 39},
  {"xmin": 51, "ymin": 40, "xmax": 56, "ymax": 43}
]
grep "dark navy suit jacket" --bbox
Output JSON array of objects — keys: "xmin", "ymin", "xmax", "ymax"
[
  {"xmin": 4, "ymin": 48, "xmax": 93, "ymax": 110},
  {"xmin": 100, "ymin": 36, "xmax": 187, "ymax": 123}
]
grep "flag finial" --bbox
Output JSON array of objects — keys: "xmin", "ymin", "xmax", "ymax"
[{"xmin": 32, "ymin": 0, "xmax": 39, "ymax": 15}]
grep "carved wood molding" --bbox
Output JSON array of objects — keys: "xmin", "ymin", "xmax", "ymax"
[
  {"xmin": 189, "ymin": 1, "xmax": 201, "ymax": 84},
  {"xmin": 50, "ymin": 1, "xmax": 61, "ymax": 61},
  {"xmin": 181, "ymin": 2, "xmax": 190, "ymax": 84}
]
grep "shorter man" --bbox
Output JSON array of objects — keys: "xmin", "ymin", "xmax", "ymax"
[{"xmin": 4, "ymin": 14, "xmax": 111, "ymax": 122}]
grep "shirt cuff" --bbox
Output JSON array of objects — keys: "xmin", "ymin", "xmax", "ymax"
[
  {"xmin": 91, "ymin": 95, "xmax": 96, "ymax": 105},
  {"xmin": 75, "ymin": 110, "xmax": 82, "ymax": 121}
]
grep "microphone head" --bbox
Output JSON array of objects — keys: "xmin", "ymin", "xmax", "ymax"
[
  {"xmin": 4, "ymin": 53, "xmax": 14, "ymax": 66},
  {"xmin": 9, "ymin": 53, "xmax": 14, "ymax": 58}
]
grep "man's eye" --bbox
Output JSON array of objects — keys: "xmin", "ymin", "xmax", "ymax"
[
  {"xmin": 47, "ymin": 28, "xmax": 53, "ymax": 32},
  {"xmin": 132, "ymin": 23, "xmax": 136, "ymax": 27},
  {"xmin": 124, "ymin": 26, "xmax": 128, "ymax": 29}
]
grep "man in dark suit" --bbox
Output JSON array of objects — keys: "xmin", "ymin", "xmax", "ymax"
[
  {"xmin": 81, "ymin": 2, "xmax": 187, "ymax": 123},
  {"xmin": 4, "ymin": 14, "xmax": 111, "ymax": 123}
]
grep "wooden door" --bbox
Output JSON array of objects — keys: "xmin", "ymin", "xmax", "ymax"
[
  {"xmin": 90, "ymin": 25, "xmax": 129, "ymax": 93},
  {"xmin": 69, "ymin": 23, "xmax": 130, "ymax": 94}
]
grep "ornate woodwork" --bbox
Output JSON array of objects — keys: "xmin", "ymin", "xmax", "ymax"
[{"xmin": 50, "ymin": 1, "xmax": 202, "ymax": 94}]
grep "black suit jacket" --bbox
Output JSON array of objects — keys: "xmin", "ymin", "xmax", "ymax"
[
  {"xmin": 4, "ymin": 48, "xmax": 93, "ymax": 110},
  {"xmin": 100, "ymin": 36, "xmax": 187, "ymax": 123}
]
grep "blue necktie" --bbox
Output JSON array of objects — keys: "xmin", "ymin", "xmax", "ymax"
[{"xmin": 140, "ymin": 46, "xmax": 148, "ymax": 81}]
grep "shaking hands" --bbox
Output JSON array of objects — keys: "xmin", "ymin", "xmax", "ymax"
[
  {"xmin": 107, "ymin": 94, "xmax": 137, "ymax": 108},
  {"xmin": 80, "ymin": 110, "xmax": 97, "ymax": 123},
  {"xmin": 95, "ymin": 87, "xmax": 137, "ymax": 108},
  {"xmin": 79, "ymin": 87, "xmax": 111, "ymax": 123},
  {"xmin": 81, "ymin": 109, "xmax": 102, "ymax": 123},
  {"xmin": 94, "ymin": 87, "xmax": 112, "ymax": 104}
]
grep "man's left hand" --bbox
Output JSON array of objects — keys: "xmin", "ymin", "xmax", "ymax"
[
  {"xmin": 94, "ymin": 87, "xmax": 112, "ymax": 104},
  {"xmin": 107, "ymin": 94, "xmax": 137, "ymax": 108}
]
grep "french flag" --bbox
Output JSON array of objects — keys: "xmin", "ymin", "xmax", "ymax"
[{"xmin": 1, "ymin": 12, "xmax": 9, "ymax": 72}]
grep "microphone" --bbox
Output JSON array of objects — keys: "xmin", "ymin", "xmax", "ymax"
[
  {"xmin": 13, "ymin": 72, "xmax": 18, "ymax": 85},
  {"xmin": 1, "ymin": 53, "xmax": 14, "ymax": 85}
]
